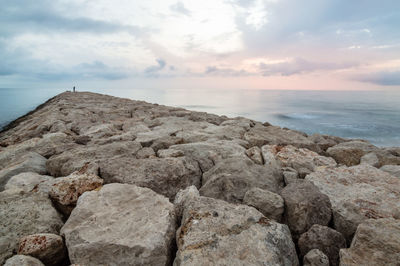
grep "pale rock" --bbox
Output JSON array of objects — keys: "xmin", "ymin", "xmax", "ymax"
[
  {"xmin": 360, "ymin": 152, "xmax": 380, "ymax": 167},
  {"xmin": 303, "ymin": 249, "xmax": 329, "ymax": 266},
  {"xmin": 4, "ymin": 255, "xmax": 45, "ymax": 266},
  {"xmin": 245, "ymin": 146, "xmax": 264, "ymax": 164},
  {"xmin": 298, "ymin": 224, "xmax": 346, "ymax": 266},
  {"xmin": 327, "ymin": 141, "xmax": 377, "ymax": 166},
  {"xmin": 174, "ymin": 194, "xmax": 299, "ymax": 266},
  {"xmin": 280, "ymin": 181, "xmax": 332, "ymax": 237},
  {"xmin": 5, "ymin": 172, "xmax": 54, "ymax": 193},
  {"xmin": 200, "ymin": 157, "xmax": 283, "ymax": 203},
  {"xmin": 157, "ymin": 149, "xmax": 184, "ymax": 158},
  {"xmin": 243, "ymin": 187, "xmax": 284, "ymax": 221},
  {"xmin": 283, "ymin": 167, "xmax": 299, "ymax": 185},
  {"xmin": 380, "ymin": 164, "xmax": 400, "ymax": 178},
  {"xmin": 308, "ymin": 133, "xmax": 345, "ymax": 152},
  {"xmin": 49, "ymin": 171, "xmax": 103, "ymax": 216},
  {"xmin": 339, "ymin": 218, "xmax": 400, "ymax": 266},
  {"xmin": 306, "ymin": 165, "xmax": 400, "ymax": 242},
  {"xmin": 174, "ymin": 185, "xmax": 200, "ymax": 219},
  {"xmin": 18, "ymin": 233, "xmax": 66, "ymax": 266},
  {"xmin": 61, "ymin": 183, "xmax": 177, "ymax": 266},
  {"xmin": 0, "ymin": 189, "xmax": 63, "ymax": 264},
  {"xmin": 136, "ymin": 147, "xmax": 156, "ymax": 159},
  {"xmin": 0, "ymin": 152, "xmax": 47, "ymax": 191}
]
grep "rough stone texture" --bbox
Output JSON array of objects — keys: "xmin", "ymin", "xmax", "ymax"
[
  {"xmin": 136, "ymin": 147, "xmax": 156, "ymax": 159},
  {"xmin": 306, "ymin": 165, "xmax": 400, "ymax": 242},
  {"xmin": 61, "ymin": 183, "xmax": 176, "ymax": 266},
  {"xmin": 174, "ymin": 186, "xmax": 200, "ymax": 219},
  {"xmin": 303, "ymin": 249, "xmax": 329, "ymax": 266},
  {"xmin": 174, "ymin": 193, "xmax": 299, "ymax": 266},
  {"xmin": 380, "ymin": 164, "xmax": 400, "ymax": 177},
  {"xmin": 157, "ymin": 149, "xmax": 184, "ymax": 158},
  {"xmin": 298, "ymin": 224, "xmax": 346, "ymax": 266},
  {"xmin": 0, "ymin": 189, "xmax": 63, "ymax": 264},
  {"xmin": 100, "ymin": 156, "xmax": 201, "ymax": 200},
  {"xmin": 49, "ymin": 171, "xmax": 103, "ymax": 216},
  {"xmin": 308, "ymin": 133, "xmax": 346, "ymax": 152},
  {"xmin": 327, "ymin": 141, "xmax": 378, "ymax": 166},
  {"xmin": 200, "ymin": 157, "xmax": 283, "ymax": 203},
  {"xmin": 280, "ymin": 181, "xmax": 332, "ymax": 237},
  {"xmin": 4, "ymin": 255, "xmax": 45, "ymax": 266},
  {"xmin": 5, "ymin": 172, "xmax": 54, "ymax": 193},
  {"xmin": 245, "ymin": 146, "xmax": 263, "ymax": 164},
  {"xmin": 243, "ymin": 187, "xmax": 284, "ymax": 221},
  {"xmin": 18, "ymin": 233, "xmax": 66, "ymax": 266},
  {"xmin": 283, "ymin": 168, "xmax": 299, "ymax": 185},
  {"xmin": 0, "ymin": 152, "xmax": 47, "ymax": 191},
  {"xmin": 339, "ymin": 218, "xmax": 400, "ymax": 266},
  {"xmin": 360, "ymin": 152, "xmax": 380, "ymax": 167}
]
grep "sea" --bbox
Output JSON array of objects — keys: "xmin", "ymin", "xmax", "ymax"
[{"xmin": 1, "ymin": 87, "xmax": 399, "ymax": 147}]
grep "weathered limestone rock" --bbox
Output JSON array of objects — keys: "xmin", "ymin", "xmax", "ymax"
[
  {"xmin": 303, "ymin": 249, "xmax": 329, "ymax": 266},
  {"xmin": 49, "ymin": 171, "xmax": 103, "ymax": 216},
  {"xmin": 298, "ymin": 224, "xmax": 346, "ymax": 266},
  {"xmin": 61, "ymin": 183, "xmax": 177, "ymax": 266},
  {"xmin": 308, "ymin": 133, "xmax": 346, "ymax": 152},
  {"xmin": 4, "ymin": 255, "xmax": 45, "ymax": 266},
  {"xmin": 18, "ymin": 233, "xmax": 66, "ymax": 266},
  {"xmin": 5, "ymin": 172, "xmax": 54, "ymax": 193},
  {"xmin": 380, "ymin": 164, "xmax": 400, "ymax": 178},
  {"xmin": 100, "ymin": 156, "xmax": 201, "ymax": 200},
  {"xmin": 200, "ymin": 157, "xmax": 283, "ymax": 203},
  {"xmin": 157, "ymin": 149, "xmax": 184, "ymax": 158},
  {"xmin": 0, "ymin": 190, "xmax": 63, "ymax": 264},
  {"xmin": 243, "ymin": 187, "xmax": 284, "ymax": 221},
  {"xmin": 174, "ymin": 194, "xmax": 299, "ymax": 265},
  {"xmin": 0, "ymin": 152, "xmax": 47, "ymax": 191},
  {"xmin": 136, "ymin": 147, "xmax": 156, "ymax": 159},
  {"xmin": 282, "ymin": 167, "xmax": 299, "ymax": 185},
  {"xmin": 360, "ymin": 152, "xmax": 380, "ymax": 167},
  {"xmin": 339, "ymin": 218, "xmax": 400, "ymax": 266},
  {"xmin": 306, "ymin": 165, "xmax": 400, "ymax": 241},
  {"xmin": 245, "ymin": 146, "xmax": 264, "ymax": 164},
  {"xmin": 326, "ymin": 141, "xmax": 377, "ymax": 166},
  {"xmin": 280, "ymin": 181, "xmax": 332, "ymax": 236},
  {"xmin": 174, "ymin": 185, "xmax": 200, "ymax": 219}
]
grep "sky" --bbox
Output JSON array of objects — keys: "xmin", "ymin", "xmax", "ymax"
[{"xmin": 1, "ymin": 0, "xmax": 400, "ymax": 91}]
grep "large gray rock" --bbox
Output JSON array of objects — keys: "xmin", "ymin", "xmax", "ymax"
[
  {"xmin": 280, "ymin": 181, "xmax": 332, "ymax": 237},
  {"xmin": 298, "ymin": 224, "xmax": 346, "ymax": 266},
  {"xmin": 199, "ymin": 157, "xmax": 283, "ymax": 203},
  {"xmin": 243, "ymin": 187, "xmax": 284, "ymax": 221},
  {"xmin": 61, "ymin": 183, "xmax": 177, "ymax": 266},
  {"xmin": 18, "ymin": 233, "xmax": 66, "ymax": 266},
  {"xmin": 303, "ymin": 249, "xmax": 329, "ymax": 266},
  {"xmin": 339, "ymin": 218, "xmax": 400, "ymax": 266},
  {"xmin": 174, "ymin": 189, "xmax": 299, "ymax": 266},
  {"xmin": 4, "ymin": 255, "xmax": 45, "ymax": 266},
  {"xmin": 5, "ymin": 172, "xmax": 54, "ymax": 193},
  {"xmin": 100, "ymin": 156, "xmax": 201, "ymax": 200},
  {"xmin": 380, "ymin": 164, "xmax": 400, "ymax": 178},
  {"xmin": 0, "ymin": 152, "xmax": 47, "ymax": 191},
  {"xmin": 0, "ymin": 189, "xmax": 63, "ymax": 264},
  {"xmin": 360, "ymin": 152, "xmax": 380, "ymax": 167},
  {"xmin": 306, "ymin": 165, "xmax": 400, "ymax": 242},
  {"xmin": 326, "ymin": 141, "xmax": 377, "ymax": 166},
  {"xmin": 245, "ymin": 146, "xmax": 264, "ymax": 164}
]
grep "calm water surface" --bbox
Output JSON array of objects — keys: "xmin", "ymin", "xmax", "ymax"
[{"xmin": 1, "ymin": 87, "xmax": 399, "ymax": 147}]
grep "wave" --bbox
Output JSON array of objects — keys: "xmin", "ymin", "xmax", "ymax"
[{"xmin": 274, "ymin": 112, "xmax": 322, "ymax": 120}]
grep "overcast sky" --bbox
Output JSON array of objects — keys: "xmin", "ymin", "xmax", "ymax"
[{"xmin": 1, "ymin": 0, "xmax": 400, "ymax": 90}]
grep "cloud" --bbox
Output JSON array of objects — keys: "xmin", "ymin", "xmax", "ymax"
[
  {"xmin": 170, "ymin": 2, "xmax": 191, "ymax": 16},
  {"xmin": 259, "ymin": 58, "xmax": 357, "ymax": 76},
  {"xmin": 145, "ymin": 58, "xmax": 167, "ymax": 75},
  {"xmin": 204, "ymin": 66, "xmax": 251, "ymax": 76},
  {"xmin": 354, "ymin": 70, "xmax": 400, "ymax": 86}
]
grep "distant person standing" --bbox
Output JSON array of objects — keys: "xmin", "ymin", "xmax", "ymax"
[{"xmin": 73, "ymin": 86, "xmax": 76, "ymax": 92}]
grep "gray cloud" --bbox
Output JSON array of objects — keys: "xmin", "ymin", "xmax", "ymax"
[
  {"xmin": 170, "ymin": 2, "xmax": 191, "ymax": 16},
  {"xmin": 354, "ymin": 71, "xmax": 400, "ymax": 86},
  {"xmin": 145, "ymin": 59, "xmax": 167, "ymax": 75},
  {"xmin": 204, "ymin": 66, "xmax": 251, "ymax": 76}
]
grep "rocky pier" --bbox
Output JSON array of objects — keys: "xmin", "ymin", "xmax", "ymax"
[{"xmin": 0, "ymin": 91, "xmax": 399, "ymax": 266}]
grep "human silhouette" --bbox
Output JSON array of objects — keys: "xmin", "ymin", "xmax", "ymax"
[{"xmin": 73, "ymin": 86, "xmax": 76, "ymax": 92}]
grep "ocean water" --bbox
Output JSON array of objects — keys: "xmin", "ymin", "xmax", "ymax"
[{"xmin": 1, "ymin": 87, "xmax": 399, "ymax": 147}]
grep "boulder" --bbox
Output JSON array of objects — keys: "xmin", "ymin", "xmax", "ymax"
[
  {"xmin": 4, "ymin": 255, "xmax": 45, "ymax": 266},
  {"xmin": 280, "ymin": 181, "xmax": 332, "ymax": 237},
  {"xmin": 199, "ymin": 157, "xmax": 283, "ymax": 203},
  {"xmin": 136, "ymin": 147, "xmax": 156, "ymax": 159},
  {"xmin": 18, "ymin": 233, "xmax": 66, "ymax": 266},
  {"xmin": 174, "ymin": 193, "xmax": 299, "ymax": 265},
  {"xmin": 308, "ymin": 133, "xmax": 346, "ymax": 152},
  {"xmin": 100, "ymin": 156, "xmax": 201, "ymax": 200},
  {"xmin": 303, "ymin": 249, "xmax": 329, "ymax": 266},
  {"xmin": 380, "ymin": 164, "xmax": 400, "ymax": 178},
  {"xmin": 61, "ymin": 183, "xmax": 177, "ymax": 266},
  {"xmin": 360, "ymin": 152, "xmax": 380, "ymax": 167},
  {"xmin": 0, "ymin": 189, "xmax": 63, "ymax": 264},
  {"xmin": 243, "ymin": 187, "xmax": 284, "ymax": 221},
  {"xmin": 0, "ymin": 152, "xmax": 47, "ymax": 191},
  {"xmin": 5, "ymin": 172, "xmax": 54, "ymax": 193},
  {"xmin": 282, "ymin": 168, "xmax": 299, "ymax": 185},
  {"xmin": 298, "ymin": 224, "xmax": 346, "ymax": 266},
  {"xmin": 245, "ymin": 146, "xmax": 264, "ymax": 165},
  {"xmin": 306, "ymin": 165, "xmax": 400, "ymax": 242},
  {"xmin": 174, "ymin": 186, "xmax": 200, "ymax": 219},
  {"xmin": 339, "ymin": 218, "xmax": 400, "ymax": 265},
  {"xmin": 157, "ymin": 149, "xmax": 184, "ymax": 158},
  {"xmin": 326, "ymin": 141, "xmax": 377, "ymax": 166},
  {"xmin": 48, "ymin": 171, "xmax": 103, "ymax": 216}
]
